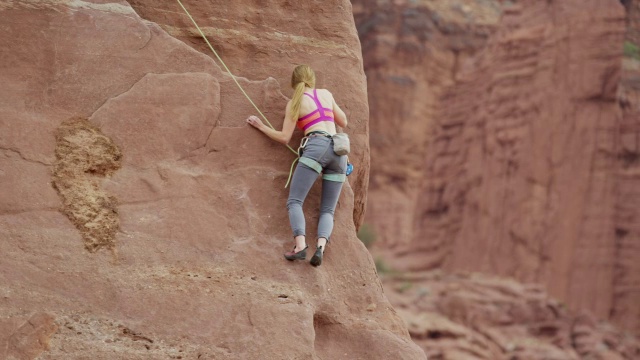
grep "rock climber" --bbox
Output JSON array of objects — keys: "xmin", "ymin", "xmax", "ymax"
[{"xmin": 246, "ymin": 64, "xmax": 348, "ymax": 267}]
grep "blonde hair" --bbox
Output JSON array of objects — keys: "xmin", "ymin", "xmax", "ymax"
[{"xmin": 289, "ymin": 65, "xmax": 316, "ymax": 119}]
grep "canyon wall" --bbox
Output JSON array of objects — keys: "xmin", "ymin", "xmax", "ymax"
[
  {"xmin": 618, "ymin": 0, "xmax": 640, "ymax": 339},
  {"xmin": 0, "ymin": 1, "xmax": 424, "ymax": 358},
  {"xmin": 354, "ymin": 0, "xmax": 640, "ymax": 337},
  {"xmin": 383, "ymin": 271, "xmax": 640, "ymax": 360}
]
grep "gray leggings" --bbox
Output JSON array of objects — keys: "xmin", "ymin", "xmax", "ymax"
[{"xmin": 287, "ymin": 136, "xmax": 347, "ymax": 241}]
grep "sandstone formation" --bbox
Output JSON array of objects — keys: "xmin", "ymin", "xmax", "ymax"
[
  {"xmin": 354, "ymin": 0, "xmax": 640, "ymax": 337},
  {"xmin": 0, "ymin": 1, "xmax": 424, "ymax": 359},
  {"xmin": 381, "ymin": 271, "xmax": 640, "ymax": 360},
  {"xmin": 624, "ymin": 0, "xmax": 640, "ymax": 44},
  {"xmin": 617, "ymin": 0, "xmax": 640, "ymax": 340}
]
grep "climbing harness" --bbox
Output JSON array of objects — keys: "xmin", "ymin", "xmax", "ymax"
[
  {"xmin": 295, "ymin": 133, "xmax": 351, "ymax": 183},
  {"xmin": 175, "ymin": 0, "xmax": 351, "ymax": 187}
]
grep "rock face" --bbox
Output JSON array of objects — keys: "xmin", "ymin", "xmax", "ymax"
[
  {"xmin": 616, "ymin": 0, "xmax": 640, "ymax": 339},
  {"xmin": 354, "ymin": 0, "xmax": 640, "ymax": 337},
  {"xmin": 382, "ymin": 271, "xmax": 640, "ymax": 360},
  {"xmin": 0, "ymin": 1, "xmax": 424, "ymax": 359},
  {"xmin": 624, "ymin": 0, "xmax": 640, "ymax": 44}
]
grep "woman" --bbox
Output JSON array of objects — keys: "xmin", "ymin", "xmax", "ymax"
[{"xmin": 246, "ymin": 65, "xmax": 348, "ymax": 267}]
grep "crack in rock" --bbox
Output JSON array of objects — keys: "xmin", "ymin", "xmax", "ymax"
[{"xmin": 1, "ymin": 147, "xmax": 53, "ymax": 166}]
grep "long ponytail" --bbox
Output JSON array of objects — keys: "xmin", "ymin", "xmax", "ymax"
[
  {"xmin": 289, "ymin": 82, "xmax": 306, "ymax": 120},
  {"xmin": 289, "ymin": 65, "xmax": 316, "ymax": 119}
]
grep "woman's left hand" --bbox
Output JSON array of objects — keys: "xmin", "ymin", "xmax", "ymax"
[{"xmin": 246, "ymin": 115, "xmax": 264, "ymax": 129}]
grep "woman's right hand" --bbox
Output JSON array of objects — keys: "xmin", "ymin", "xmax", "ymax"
[{"xmin": 246, "ymin": 115, "xmax": 264, "ymax": 129}]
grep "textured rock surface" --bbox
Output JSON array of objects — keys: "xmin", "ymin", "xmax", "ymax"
[
  {"xmin": 354, "ymin": 0, "xmax": 640, "ymax": 336},
  {"xmin": 624, "ymin": 0, "xmax": 640, "ymax": 44},
  {"xmin": 616, "ymin": 0, "xmax": 640, "ymax": 339},
  {"xmin": 52, "ymin": 117, "xmax": 123, "ymax": 253},
  {"xmin": 382, "ymin": 271, "xmax": 640, "ymax": 360},
  {"xmin": 0, "ymin": 1, "xmax": 423, "ymax": 359}
]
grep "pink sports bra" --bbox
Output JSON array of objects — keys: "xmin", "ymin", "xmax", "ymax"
[{"xmin": 297, "ymin": 89, "xmax": 335, "ymax": 131}]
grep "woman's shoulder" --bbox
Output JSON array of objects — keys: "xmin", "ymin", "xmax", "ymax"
[{"xmin": 317, "ymin": 88, "xmax": 334, "ymax": 100}]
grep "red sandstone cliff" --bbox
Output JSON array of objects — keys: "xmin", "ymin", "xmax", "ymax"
[
  {"xmin": 354, "ymin": 0, "xmax": 640, "ymax": 339},
  {"xmin": 0, "ymin": 1, "xmax": 423, "ymax": 359},
  {"xmin": 617, "ymin": 0, "xmax": 640, "ymax": 340}
]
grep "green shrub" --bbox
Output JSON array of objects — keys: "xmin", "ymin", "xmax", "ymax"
[
  {"xmin": 357, "ymin": 223, "xmax": 377, "ymax": 248},
  {"xmin": 624, "ymin": 41, "xmax": 640, "ymax": 60},
  {"xmin": 375, "ymin": 257, "xmax": 401, "ymax": 276},
  {"xmin": 397, "ymin": 281, "xmax": 413, "ymax": 293},
  {"xmin": 375, "ymin": 257, "xmax": 390, "ymax": 274}
]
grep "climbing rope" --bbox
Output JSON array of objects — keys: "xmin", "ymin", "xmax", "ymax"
[{"xmin": 175, "ymin": 0, "xmax": 300, "ymax": 187}]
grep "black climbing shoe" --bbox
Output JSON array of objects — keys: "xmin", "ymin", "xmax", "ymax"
[
  {"xmin": 284, "ymin": 245, "xmax": 308, "ymax": 261},
  {"xmin": 310, "ymin": 246, "xmax": 324, "ymax": 267}
]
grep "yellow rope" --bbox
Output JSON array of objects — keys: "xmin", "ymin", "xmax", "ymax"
[{"xmin": 175, "ymin": 0, "xmax": 300, "ymax": 187}]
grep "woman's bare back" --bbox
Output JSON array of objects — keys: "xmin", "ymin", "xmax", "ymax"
[{"xmin": 297, "ymin": 88, "xmax": 347, "ymax": 135}]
